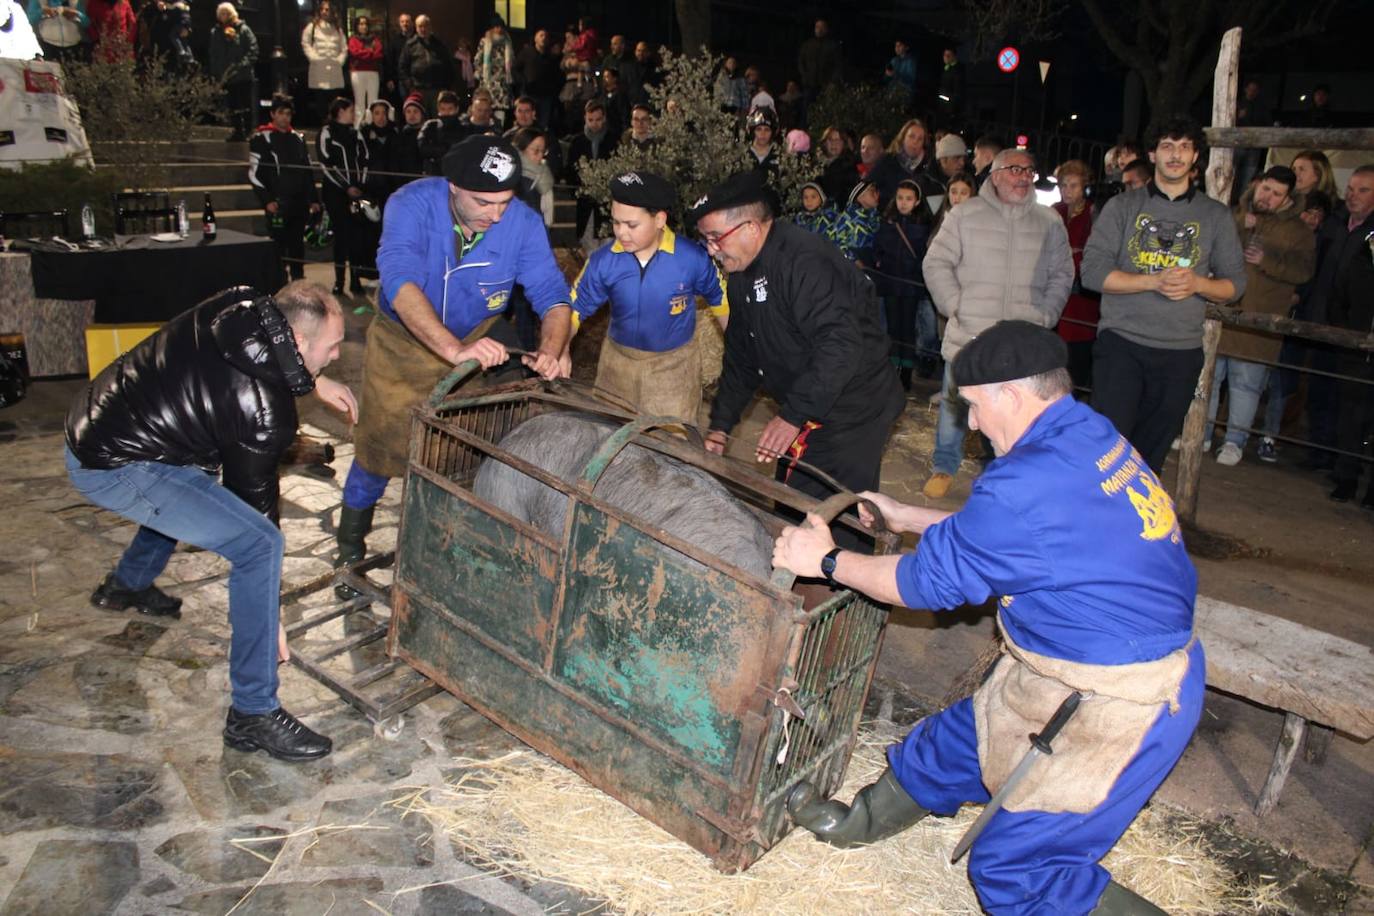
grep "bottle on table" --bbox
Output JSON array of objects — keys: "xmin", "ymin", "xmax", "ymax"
[
  {"xmin": 80, "ymin": 202, "xmax": 95, "ymax": 240},
  {"xmin": 202, "ymin": 193, "xmax": 217, "ymax": 240}
]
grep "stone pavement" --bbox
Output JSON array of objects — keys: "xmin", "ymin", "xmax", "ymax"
[
  {"xmin": 0, "ymin": 406, "xmax": 595, "ymax": 915},
  {"xmin": 3, "ymin": 282, "xmax": 1372, "ymax": 912}
]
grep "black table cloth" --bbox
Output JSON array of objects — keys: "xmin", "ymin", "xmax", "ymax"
[{"xmin": 28, "ymin": 229, "xmax": 280, "ymax": 322}]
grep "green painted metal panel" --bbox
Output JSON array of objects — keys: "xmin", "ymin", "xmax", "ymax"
[
  {"xmin": 554, "ymin": 502, "xmax": 778, "ymax": 777},
  {"xmin": 397, "ymin": 474, "xmax": 558, "ymax": 666},
  {"xmin": 390, "ymin": 587, "xmax": 752, "ymax": 868}
]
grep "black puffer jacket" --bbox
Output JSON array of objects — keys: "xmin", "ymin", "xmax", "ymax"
[{"xmin": 65, "ymin": 287, "xmax": 311, "ymax": 522}]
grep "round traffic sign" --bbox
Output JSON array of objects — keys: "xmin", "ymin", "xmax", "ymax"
[{"xmin": 997, "ymin": 46, "xmax": 1020, "ymax": 73}]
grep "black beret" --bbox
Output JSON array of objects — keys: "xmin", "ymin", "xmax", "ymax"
[
  {"xmin": 442, "ymin": 135, "xmax": 522, "ymax": 192},
  {"xmin": 609, "ymin": 170, "xmax": 676, "ymax": 213},
  {"xmin": 952, "ymin": 320, "xmax": 1068, "ymax": 388},
  {"xmin": 687, "ymin": 169, "xmax": 775, "ymax": 221}
]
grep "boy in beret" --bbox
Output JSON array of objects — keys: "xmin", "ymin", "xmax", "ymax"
[
  {"xmin": 692, "ymin": 170, "xmax": 903, "ymax": 547},
  {"xmin": 774, "ymin": 320, "xmax": 1200, "ymax": 916},
  {"xmin": 334, "ymin": 135, "xmax": 572, "ymax": 573},
  {"xmin": 569, "ymin": 170, "xmax": 729, "ymax": 422}
]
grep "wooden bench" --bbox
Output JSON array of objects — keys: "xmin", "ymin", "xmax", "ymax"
[{"xmin": 1193, "ymin": 596, "xmax": 1374, "ymax": 815}]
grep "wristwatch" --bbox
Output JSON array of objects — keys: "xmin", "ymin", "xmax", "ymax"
[{"xmin": 820, "ymin": 547, "xmax": 843, "ymax": 586}]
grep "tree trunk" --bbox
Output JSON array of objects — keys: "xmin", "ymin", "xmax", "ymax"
[{"xmin": 674, "ymin": 0, "xmax": 711, "ymax": 56}]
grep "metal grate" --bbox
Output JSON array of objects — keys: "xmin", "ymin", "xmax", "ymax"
[
  {"xmin": 420, "ymin": 397, "xmax": 542, "ymax": 486},
  {"xmin": 752, "ymin": 592, "xmax": 889, "ymax": 847}
]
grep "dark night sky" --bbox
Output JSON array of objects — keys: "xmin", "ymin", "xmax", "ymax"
[{"xmin": 527, "ymin": 0, "xmax": 1372, "ymax": 140}]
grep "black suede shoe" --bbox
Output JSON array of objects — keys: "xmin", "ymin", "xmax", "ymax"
[
  {"xmin": 90, "ymin": 573, "xmax": 182, "ymax": 619},
  {"xmin": 1330, "ymin": 480, "xmax": 1357, "ymax": 503},
  {"xmin": 223, "ymin": 707, "xmax": 332, "ymax": 761}
]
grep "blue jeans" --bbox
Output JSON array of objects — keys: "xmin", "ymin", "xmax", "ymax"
[
  {"xmin": 1206, "ymin": 357, "xmax": 1269, "ymax": 448},
  {"xmin": 65, "ymin": 449, "xmax": 285, "ymax": 715},
  {"xmin": 916, "ymin": 298, "xmax": 938, "ymax": 365},
  {"xmin": 933, "ymin": 363, "xmax": 966, "ymax": 475},
  {"xmin": 1263, "ymin": 368, "xmax": 1285, "ymax": 439}
]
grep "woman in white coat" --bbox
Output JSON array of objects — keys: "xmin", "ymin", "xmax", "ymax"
[{"xmin": 300, "ymin": 0, "xmax": 346, "ymax": 125}]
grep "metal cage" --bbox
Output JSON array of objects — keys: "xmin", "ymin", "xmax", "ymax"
[{"xmin": 389, "ymin": 370, "xmax": 896, "ymax": 872}]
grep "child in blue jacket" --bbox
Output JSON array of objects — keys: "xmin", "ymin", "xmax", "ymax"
[{"xmin": 826, "ymin": 179, "xmax": 880, "ymax": 265}]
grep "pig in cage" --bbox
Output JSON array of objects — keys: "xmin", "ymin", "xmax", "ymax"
[{"xmin": 391, "ymin": 375, "xmax": 896, "ymax": 872}]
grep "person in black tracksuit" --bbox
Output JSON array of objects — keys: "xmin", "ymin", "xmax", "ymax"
[
  {"xmin": 248, "ymin": 97, "xmax": 319, "ymax": 285},
  {"xmin": 358, "ymin": 99, "xmax": 398, "ymax": 282},
  {"xmin": 394, "ymin": 95, "xmax": 426, "ymax": 186},
  {"xmin": 694, "ymin": 171, "xmax": 904, "ymax": 550},
  {"xmin": 317, "ymin": 96, "xmax": 371, "ymax": 294}
]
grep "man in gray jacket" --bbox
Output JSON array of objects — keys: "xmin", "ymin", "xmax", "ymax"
[
  {"xmin": 921, "ymin": 148, "xmax": 1074, "ymax": 498},
  {"xmin": 1081, "ymin": 116, "xmax": 1246, "ymax": 475}
]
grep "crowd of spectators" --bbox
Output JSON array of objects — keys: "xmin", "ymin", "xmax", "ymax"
[
  {"xmin": 236, "ymin": 11, "xmax": 1374, "ymax": 504},
  {"xmin": 19, "ymin": 4, "xmax": 1360, "ymax": 503}
]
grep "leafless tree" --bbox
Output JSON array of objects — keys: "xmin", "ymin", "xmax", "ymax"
[{"xmin": 1079, "ymin": 0, "xmax": 1340, "ymax": 131}]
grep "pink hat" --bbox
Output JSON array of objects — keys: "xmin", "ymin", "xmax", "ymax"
[{"xmin": 786, "ymin": 129, "xmax": 811, "ymax": 154}]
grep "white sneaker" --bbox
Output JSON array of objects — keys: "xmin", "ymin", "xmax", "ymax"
[{"xmin": 1216, "ymin": 442, "xmax": 1243, "ymax": 466}]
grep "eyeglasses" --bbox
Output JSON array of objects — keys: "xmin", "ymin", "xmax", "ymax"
[
  {"xmin": 701, "ymin": 220, "xmax": 753, "ymax": 250},
  {"xmin": 995, "ymin": 165, "xmax": 1035, "ymax": 178}
]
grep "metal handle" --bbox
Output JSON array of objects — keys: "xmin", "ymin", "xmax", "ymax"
[
  {"xmin": 426, "ymin": 358, "xmax": 481, "ymax": 408},
  {"xmin": 1030, "ymin": 691, "xmax": 1083, "ymax": 754},
  {"xmin": 768, "ymin": 492, "xmax": 890, "ymax": 592},
  {"xmin": 576, "ymin": 416, "xmax": 706, "ymax": 490}
]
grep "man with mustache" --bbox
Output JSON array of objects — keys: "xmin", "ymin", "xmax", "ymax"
[{"xmin": 1082, "ymin": 117, "xmax": 1247, "ymax": 475}]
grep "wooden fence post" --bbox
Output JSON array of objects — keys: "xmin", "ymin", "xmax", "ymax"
[
  {"xmin": 1176, "ymin": 26, "xmax": 1241, "ymax": 525},
  {"xmin": 1176, "ymin": 319, "xmax": 1222, "ymax": 524}
]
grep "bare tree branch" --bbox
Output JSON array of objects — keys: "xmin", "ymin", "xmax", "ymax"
[
  {"xmin": 1241, "ymin": 0, "xmax": 1339, "ymax": 53},
  {"xmin": 957, "ymin": 0, "xmax": 1069, "ymax": 60},
  {"xmin": 1081, "ymin": 0, "xmax": 1157, "ymax": 75}
]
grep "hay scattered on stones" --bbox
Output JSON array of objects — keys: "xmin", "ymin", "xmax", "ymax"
[{"xmin": 398, "ymin": 721, "xmax": 1281, "ymax": 915}]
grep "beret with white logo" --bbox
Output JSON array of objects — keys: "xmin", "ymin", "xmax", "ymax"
[
  {"xmin": 442, "ymin": 135, "xmax": 523, "ymax": 192},
  {"xmin": 608, "ymin": 170, "xmax": 675, "ymax": 213},
  {"xmin": 687, "ymin": 169, "xmax": 775, "ymax": 222}
]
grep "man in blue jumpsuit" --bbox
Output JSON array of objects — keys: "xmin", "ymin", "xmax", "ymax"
[
  {"xmin": 570, "ymin": 169, "xmax": 728, "ymax": 422},
  {"xmin": 774, "ymin": 321, "xmax": 1203, "ymax": 915},
  {"xmin": 335, "ymin": 134, "xmax": 572, "ymax": 569}
]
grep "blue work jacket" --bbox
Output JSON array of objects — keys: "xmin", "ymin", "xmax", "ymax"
[
  {"xmin": 376, "ymin": 177, "xmax": 569, "ymax": 338},
  {"xmin": 897, "ymin": 396, "xmax": 1197, "ymax": 665}
]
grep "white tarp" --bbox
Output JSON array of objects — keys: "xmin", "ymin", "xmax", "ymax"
[{"xmin": 0, "ymin": 57, "xmax": 93, "ymax": 169}]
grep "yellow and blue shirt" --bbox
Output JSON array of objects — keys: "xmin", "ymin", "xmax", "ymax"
[{"xmin": 570, "ymin": 228, "xmax": 728, "ymax": 352}]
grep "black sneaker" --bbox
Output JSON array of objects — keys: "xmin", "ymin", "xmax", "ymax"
[
  {"xmin": 223, "ymin": 707, "xmax": 332, "ymax": 761},
  {"xmin": 90, "ymin": 573, "xmax": 182, "ymax": 619}
]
